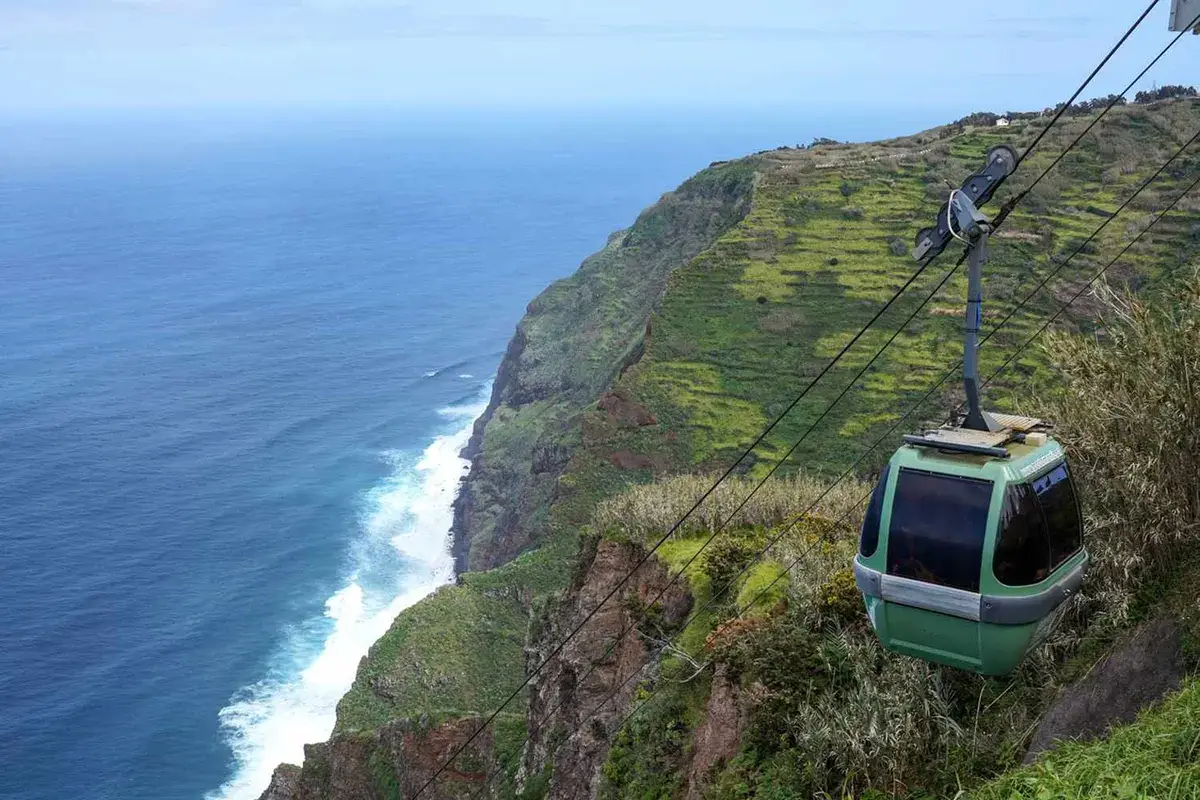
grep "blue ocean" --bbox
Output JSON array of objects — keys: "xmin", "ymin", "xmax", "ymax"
[{"xmin": 0, "ymin": 108, "xmax": 948, "ymax": 800}]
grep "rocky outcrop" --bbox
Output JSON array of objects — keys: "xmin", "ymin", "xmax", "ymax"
[
  {"xmin": 1024, "ymin": 617, "xmax": 1186, "ymax": 763},
  {"xmin": 596, "ymin": 390, "xmax": 657, "ymax": 428},
  {"xmin": 451, "ymin": 162, "xmax": 758, "ymax": 572},
  {"xmin": 684, "ymin": 664, "xmax": 743, "ymax": 800},
  {"xmin": 520, "ymin": 540, "xmax": 693, "ymax": 800},
  {"xmin": 258, "ymin": 715, "xmax": 499, "ymax": 800},
  {"xmin": 260, "ymin": 765, "xmax": 301, "ymax": 800}
]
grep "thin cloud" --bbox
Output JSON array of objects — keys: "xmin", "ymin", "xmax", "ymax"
[{"xmin": 0, "ymin": 2, "xmax": 1088, "ymax": 48}]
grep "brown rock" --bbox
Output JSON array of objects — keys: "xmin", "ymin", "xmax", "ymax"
[
  {"xmin": 384, "ymin": 716, "xmax": 493, "ymax": 792},
  {"xmin": 608, "ymin": 450, "xmax": 666, "ymax": 470},
  {"xmin": 258, "ymin": 716, "xmax": 497, "ymax": 800},
  {"xmin": 596, "ymin": 390, "xmax": 657, "ymax": 428},
  {"xmin": 521, "ymin": 540, "xmax": 693, "ymax": 800},
  {"xmin": 259, "ymin": 764, "xmax": 301, "ymax": 800},
  {"xmin": 684, "ymin": 664, "xmax": 743, "ymax": 800}
]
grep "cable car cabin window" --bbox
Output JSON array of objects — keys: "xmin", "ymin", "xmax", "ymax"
[
  {"xmin": 1033, "ymin": 463, "xmax": 1083, "ymax": 570},
  {"xmin": 886, "ymin": 469, "xmax": 994, "ymax": 593},
  {"xmin": 993, "ymin": 483, "xmax": 1051, "ymax": 586},
  {"xmin": 859, "ymin": 464, "xmax": 890, "ymax": 557},
  {"xmin": 993, "ymin": 463, "xmax": 1083, "ymax": 585}
]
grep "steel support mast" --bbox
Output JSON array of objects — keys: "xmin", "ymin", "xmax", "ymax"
[{"xmin": 912, "ymin": 145, "xmax": 1017, "ymax": 432}]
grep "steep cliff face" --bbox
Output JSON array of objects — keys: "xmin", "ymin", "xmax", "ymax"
[
  {"xmin": 452, "ymin": 161, "xmax": 758, "ymax": 572},
  {"xmin": 260, "ymin": 714, "xmax": 515, "ymax": 800},
  {"xmin": 516, "ymin": 545, "xmax": 747, "ymax": 800},
  {"xmin": 519, "ymin": 540, "xmax": 693, "ymax": 800},
  {"xmin": 682, "ymin": 665, "xmax": 743, "ymax": 800}
]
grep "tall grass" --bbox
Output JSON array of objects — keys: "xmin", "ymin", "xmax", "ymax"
[
  {"xmin": 968, "ymin": 677, "xmax": 1200, "ymax": 800},
  {"xmin": 591, "ymin": 471, "xmax": 867, "ymax": 543},
  {"xmin": 1043, "ymin": 268, "xmax": 1200, "ymax": 629}
]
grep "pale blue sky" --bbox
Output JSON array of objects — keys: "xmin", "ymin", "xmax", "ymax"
[{"xmin": 1, "ymin": 0, "xmax": 1196, "ymax": 113}]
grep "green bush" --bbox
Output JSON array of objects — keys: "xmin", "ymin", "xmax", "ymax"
[
  {"xmin": 702, "ymin": 529, "xmax": 768, "ymax": 606},
  {"xmin": 814, "ymin": 568, "xmax": 864, "ymax": 624},
  {"xmin": 599, "ymin": 678, "xmax": 710, "ymax": 800}
]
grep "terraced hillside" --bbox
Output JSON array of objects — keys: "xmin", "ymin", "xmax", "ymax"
[
  {"xmin": 260, "ymin": 98, "xmax": 1200, "ymax": 800},
  {"xmin": 592, "ymin": 100, "xmax": 1200, "ymax": 485}
]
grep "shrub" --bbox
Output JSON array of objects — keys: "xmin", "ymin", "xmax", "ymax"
[
  {"xmin": 599, "ymin": 684, "xmax": 692, "ymax": 800},
  {"xmin": 716, "ymin": 610, "xmax": 971, "ymax": 797},
  {"xmin": 782, "ymin": 193, "xmax": 822, "ymax": 226},
  {"xmin": 702, "ymin": 529, "xmax": 767, "ymax": 597},
  {"xmin": 814, "ymin": 568, "xmax": 863, "ymax": 624},
  {"xmin": 954, "ymin": 111, "xmax": 1000, "ymax": 127}
]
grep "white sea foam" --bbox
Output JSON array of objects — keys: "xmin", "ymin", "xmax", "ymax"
[
  {"xmin": 458, "ymin": 373, "xmax": 473, "ymax": 379},
  {"xmin": 208, "ymin": 390, "xmax": 487, "ymax": 800}
]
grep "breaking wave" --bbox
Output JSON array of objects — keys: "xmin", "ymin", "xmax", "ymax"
[{"xmin": 207, "ymin": 389, "xmax": 487, "ymax": 800}]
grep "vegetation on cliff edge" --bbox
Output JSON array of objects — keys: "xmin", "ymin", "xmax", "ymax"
[{"xmin": 598, "ymin": 265, "xmax": 1200, "ymax": 799}]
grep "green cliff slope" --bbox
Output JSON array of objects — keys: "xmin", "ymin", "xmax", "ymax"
[
  {"xmin": 969, "ymin": 676, "xmax": 1200, "ymax": 800},
  {"xmin": 451, "ymin": 162, "xmax": 758, "ymax": 573},
  {"xmin": 594, "ymin": 101, "xmax": 1199, "ymax": 485}
]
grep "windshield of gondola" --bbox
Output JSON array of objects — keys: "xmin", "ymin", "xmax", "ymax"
[{"xmin": 887, "ymin": 469, "xmax": 994, "ymax": 592}]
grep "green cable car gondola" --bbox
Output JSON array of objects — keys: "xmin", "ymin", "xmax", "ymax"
[
  {"xmin": 854, "ymin": 419, "xmax": 1087, "ymax": 675},
  {"xmin": 854, "ymin": 147, "xmax": 1087, "ymax": 675}
]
